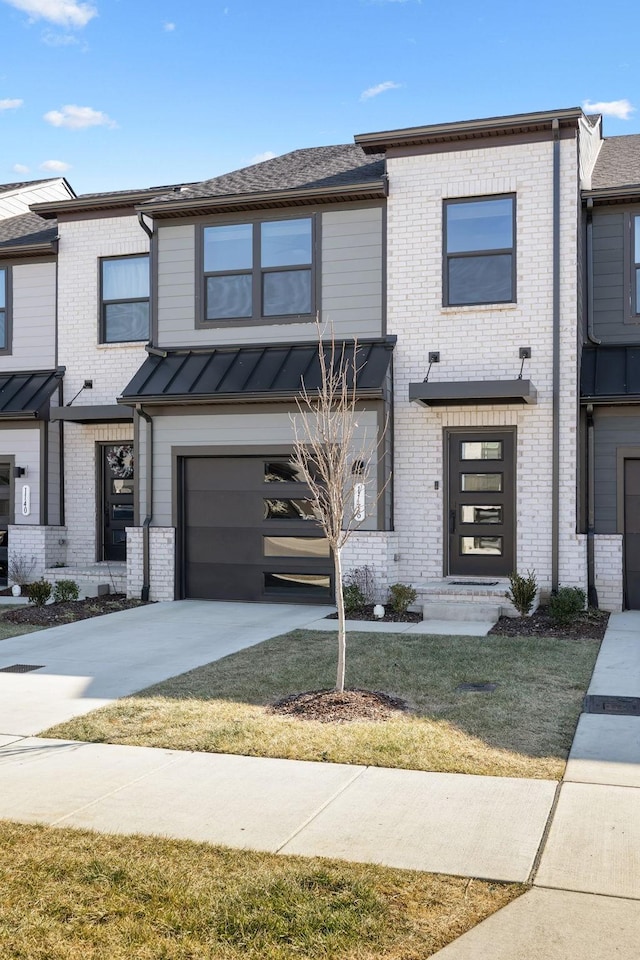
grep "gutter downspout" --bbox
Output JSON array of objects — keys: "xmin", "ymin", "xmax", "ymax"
[
  {"xmin": 137, "ymin": 405, "xmax": 153, "ymax": 602},
  {"xmin": 585, "ymin": 198, "xmax": 601, "ymax": 345},
  {"xmin": 551, "ymin": 118, "xmax": 561, "ymax": 593},
  {"xmin": 586, "ymin": 403, "xmax": 598, "ymax": 607}
]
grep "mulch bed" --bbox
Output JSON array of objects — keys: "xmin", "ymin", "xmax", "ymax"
[
  {"xmin": 0, "ymin": 594, "xmax": 149, "ymax": 626},
  {"xmin": 489, "ymin": 606, "xmax": 610, "ymax": 641},
  {"xmin": 325, "ymin": 605, "xmax": 422, "ymax": 623},
  {"xmin": 269, "ymin": 688, "xmax": 410, "ymax": 723}
]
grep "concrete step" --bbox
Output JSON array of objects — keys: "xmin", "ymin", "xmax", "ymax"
[{"xmin": 422, "ymin": 600, "xmax": 502, "ymax": 622}]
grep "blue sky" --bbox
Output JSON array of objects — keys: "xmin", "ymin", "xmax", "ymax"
[{"xmin": 1, "ymin": 0, "xmax": 639, "ymax": 195}]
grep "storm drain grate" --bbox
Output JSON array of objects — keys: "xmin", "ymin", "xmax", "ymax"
[
  {"xmin": 0, "ymin": 664, "xmax": 44, "ymax": 674},
  {"xmin": 583, "ymin": 695, "xmax": 640, "ymax": 716},
  {"xmin": 456, "ymin": 682, "xmax": 498, "ymax": 693},
  {"xmin": 449, "ymin": 580, "xmax": 499, "ymax": 587}
]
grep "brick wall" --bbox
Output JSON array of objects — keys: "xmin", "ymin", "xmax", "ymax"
[
  {"xmin": 8, "ymin": 524, "xmax": 67, "ymax": 581},
  {"xmin": 594, "ymin": 534, "xmax": 623, "ymax": 612},
  {"xmin": 386, "ymin": 136, "xmax": 586, "ymax": 593},
  {"xmin": 341, "ymin": 532, "xmax": 400, "ymax": 602},
  {"xmin": 126, "ymin": 526, "xmax": 175, "ymax": 601}
]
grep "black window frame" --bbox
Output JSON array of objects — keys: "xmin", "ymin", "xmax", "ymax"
[
  {"xmin": 443, "ymin": 194, "xmax": 516, "ymax": 307},
  {"xmin": 199, "ymin": 214, "xmax": 316, "ymax": 327},
  {"xmin": 628, "ymin": 211, "xmax": 640, "ymax": 322},
  {"xmin": 99, "ymin": 253, "xmax": 150, "ymax": 344},
  {"xmin": 0, "ymin": 266, "xmax": 11, "ymax": 355}
]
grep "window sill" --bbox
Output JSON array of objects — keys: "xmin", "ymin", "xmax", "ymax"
[
  {"xmin": 97, "ymin": 340, "xmax": 149, "ymax": 349},
  {"xmin": 196, "ymin": 314, "xmax": 315, "ymax": 329},
  {"xmin": 440, "ymin": 303, "xmax": 517, "ymax": 314}
]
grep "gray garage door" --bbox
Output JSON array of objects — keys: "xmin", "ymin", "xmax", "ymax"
[{"xmin": 181, "ymin": 456, "xmax": 333, "ymax": 602}]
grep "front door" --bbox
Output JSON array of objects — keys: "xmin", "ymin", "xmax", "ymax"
[
  {"xmin": 101, "ymin": 444, "xmax": 134, "ymax": 561},
  {"xmin": 447, "ymin": 430, "xmax": 515, "ymax": 578},
  {"xmin": 624, "ymin": 459, "xmax": 640, "ymax": 609}
]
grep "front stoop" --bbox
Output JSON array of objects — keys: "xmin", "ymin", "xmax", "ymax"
[
  {"xmin": 418, "ymin": 579, "xmax": 534, "ymax": 622},
  {"xmin": 43, "ymin": 562, "xmax": 127, "ymax": 598}
]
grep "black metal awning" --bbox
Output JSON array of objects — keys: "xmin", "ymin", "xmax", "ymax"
[
  {"xmin": 119, "ymin": 338, "xmax": 396, "ymax": 405},
  {"xmin": 409, "ymin": 379, "xmax": 537, "ymax": 407},
  {"xmin": 0, "ymin": 368, "xmax": 64, "ymax": 419},
  {"xmin": 50, "ymin": 404, "xmax": 134, "ymax": 423},
  {"xmin": 581, "ymin": 346, "xmax": 640, "ymax": 402}
]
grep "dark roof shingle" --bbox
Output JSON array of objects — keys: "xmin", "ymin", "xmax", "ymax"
[
  {"xmin": 0, "ymin": 212, "xmax": 57, "ymax": 250},
  {"xmin": 147, "ymin": 144, "xmax": 385, "ymax": 204},
  {"xmin": 591, "ymin": 135, "xmax": 640, "ymax": 190}
]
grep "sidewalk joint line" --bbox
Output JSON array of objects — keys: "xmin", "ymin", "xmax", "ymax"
[
  {"xmin": 274, "ymin": 765, "xmax": 369, "ymax": 853},
  {"xmin": 527, "ymin": 779, "xmax": 562, "ymax": 884},
  {"xmin": 533, "ymin": 882, "xmax": 640, "ymax": 903},
  {"xmin": 50, "ymin": 750, "xmax": 184, "ymax": 826}
]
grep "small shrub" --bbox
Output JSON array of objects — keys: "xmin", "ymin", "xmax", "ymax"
[
  {"xmin": 506, "ymin": 569, "xmax": 538, "ymax": 617},
  {"xmin": 7, "ymin": 553, "xmax": 37, "ymax": 586},
  {"xmin": 388, "ymin": 582, "xmax": 418, "ymax": 616},
  {"xmin": 27, "ymin": 579, "xmax": 52, "ymax": 607},
  {"xmin": 548, "ymin": 586, "xmax": 587, "ymax": 626},
  {"xmin": 344, "ymin": 565, "xmax": 377, "ymax": 605},
  {"xmin": 53, "ymin": 579, "xmax": 80, "ymax": 603},
  {"xmin": 342, "ymin": 582, "xmax": 366, "ymax": 615}
]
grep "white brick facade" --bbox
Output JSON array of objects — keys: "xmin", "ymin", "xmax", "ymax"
[
  {"xmin": 594, "ymin": 535, "xmax": 624, "ymax": 613},
  {"xmin": 341, "ymin": 532, "xmax": 400, "ymax": 602},
  {"xmin": 126, "ymin": 526, "xmax": 175, "ymax": 601},
  {"xmin": 8, "ymin": 524, "xmax": 67, "ymax": 580},
  {"xmin": 385, "ymin": 137, "xmax": 586, "ymax": 595}
]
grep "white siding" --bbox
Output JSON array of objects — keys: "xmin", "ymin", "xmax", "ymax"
[
  {"xmin": 5, "ymin": 261, "xmax": 57, "ymax": 371},
  {"xmin": 0, "ymin": 179, "xmax": 73, "ymax": 220},
  {"xmin": 0, "ymin": 427, "xmax": 41, "ymax": 524}
]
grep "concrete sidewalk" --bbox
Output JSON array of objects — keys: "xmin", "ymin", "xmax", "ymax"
[{"xmin": 0, "ymin": 602, "xmax": 639, "ymax": 957}]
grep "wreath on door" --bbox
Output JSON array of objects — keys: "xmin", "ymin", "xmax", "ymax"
[{"xmin": 106, "ymin": 445, "xmax": 134, "ymax": 479}]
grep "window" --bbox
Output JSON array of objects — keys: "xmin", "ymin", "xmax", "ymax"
[
  {"xmin": 100, "ymin": 255, "xmax": 149, "ymax": 343},
  {"xmin": 444, "ymin": 196, "xmax": 515, "ymax": 306},
  {"xmin": 203, "ymin": 217, "xmax": 313, "ymax": 322},
  {"xmin": 0, "ymin": 268, "xmax": 9, "ymax": 352},
  {"xmin": 632, "ymin": 215, "xmax": 640, "ymax": 316}
]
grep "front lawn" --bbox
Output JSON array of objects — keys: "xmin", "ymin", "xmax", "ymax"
[
  {"xmin": 45, "ymin": 628, "xmax": 600, "ymax": 779},
  {"xmin": 0, "ymin": 821, "xmax": 523, "ymax": 959}
]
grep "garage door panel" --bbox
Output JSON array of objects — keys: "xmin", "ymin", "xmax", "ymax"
[
  {"xmin": 186, "ymin": 562, "xmax": 262, "ymax": 601},
  {"xmin": 186, "ymin": 491, "xmax": 264, "ymax": 526},
  {"xmin": 185, "ymin": 457, "xmax": 262, "ymax": 492},
  {"xmin": 187, "ymin": 527, "xmax": 260, "ymax": 564}
]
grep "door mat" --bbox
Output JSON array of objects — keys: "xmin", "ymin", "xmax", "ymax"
[{"xmin": 449, "ymin": 580, "xmax": 499, "ymax": 587}]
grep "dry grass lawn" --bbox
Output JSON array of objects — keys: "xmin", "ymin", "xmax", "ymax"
[
  {"xmin": 46, "ymin": 628, "xmax": 600, "ymax": 779},
  {"xmin": 0, "ymin": 821, "xmax": 523, "ymax": 959}
]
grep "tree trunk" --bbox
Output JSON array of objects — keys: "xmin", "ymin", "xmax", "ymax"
[{"xmin": 334, "ymin": 545, "xmax": 346, "ymax": 693}]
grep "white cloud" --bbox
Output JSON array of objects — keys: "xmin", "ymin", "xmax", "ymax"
[
  {"xmin": 583, "ymin": 98, "xmax": 635, "ymax": 120},
  {"xmin": 0, "ymin": 98, "xmax": 23, "ymax": 111},
  {"xmin": 250, "ymin": 150, "xmax": 277, "ymax": 164},
  {"xmin": 163, "ymin": 20, "xmax": 175, "ymax": 31},
  {"xmin": 44, "ymin": 104, "xmax": 116, "ymax": 129},
  {"xmin": 360, "ymin": 80, "xmax": 402, "ymax": 101},
  {"xmin": 40, "ymin": 159, "xmax": 71, "ymax": 171},
  {"xmin": 1, "ymin": 0, "xmax": 97, "ymax": 27},
  {"xmin": 42, "ymin": 30, "xmax": 80, "ymax": 45},
  {"xmin": 12, "ymin": 163, "xmax": 30, "ymax": 174}
]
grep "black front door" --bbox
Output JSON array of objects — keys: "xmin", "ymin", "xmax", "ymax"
[
  {"xmin": 102, "ymin": 444, "xmax": 134, "ymax": 561},
  {"xmin": 0, "ymin": 462, "xmax": 11, "ymax": 583},
  {"xmin": 447, "ymin": 430, "xmax": 515, "ymax": 578},
  {"xmin": 181, "ymin": 456, "xmax": 332, "ymax": 602},
  {"xmin": 624, "ymin": 459, "xmax": 640, "ymax": 609}
]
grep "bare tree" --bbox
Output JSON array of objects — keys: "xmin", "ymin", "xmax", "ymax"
[{"xmin": 290, "ymin": 325, "xmax": 387, "ymax": 693}]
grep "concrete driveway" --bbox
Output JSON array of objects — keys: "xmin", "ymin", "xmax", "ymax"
[{"xmin": 0, "ymin": 600, "xmax": 333, "ymax": 736}]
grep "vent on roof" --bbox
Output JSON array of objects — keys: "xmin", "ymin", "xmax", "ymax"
[{"xmin": 0, "ymin": 664, "xmax": 44, "ymax": 673}]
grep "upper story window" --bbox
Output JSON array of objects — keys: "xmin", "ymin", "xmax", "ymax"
[
  {"xmin": 0, "ymin": 268, "xmax": 9, "ymax": 353},
  {"xmin": 100, "ymin": 255, "xmax": 149, "ymax": 343},
  {"xmin": 444, "ymin": 196, "xmax": 515, "ymax": 306},
  {"xmin": 632, "ymin": 215, "xmax": 640, "ymax": 316},
  {"xmin": 203, "ymin": 217, "xmax": 313, "ymax": 323}
]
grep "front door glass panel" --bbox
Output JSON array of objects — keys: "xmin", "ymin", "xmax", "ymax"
[{"xmin": 103, "ymin": 444, "xmax": 134, "ymax": 562}]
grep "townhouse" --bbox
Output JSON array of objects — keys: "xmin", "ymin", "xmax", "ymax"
[{"xmin": 2, "ymin": 106, "xmax": 639, "ymax": 612}]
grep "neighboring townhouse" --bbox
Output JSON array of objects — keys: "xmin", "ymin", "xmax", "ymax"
[
  {"xmin": 28, "ymin": 185, "xmax": 184, "ymax": 593},
  {"xmin": 580, "ymin": 133, "xmax": 640, "ymax": 611},
  {"xmin": 0, "ymin": 178, "xmax": 74, "ymax": 585}
]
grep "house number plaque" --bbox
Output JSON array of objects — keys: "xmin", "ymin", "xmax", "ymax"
[{"xmin": 21, "ymin": 485, "xmax": 31, "ymax": 517}]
